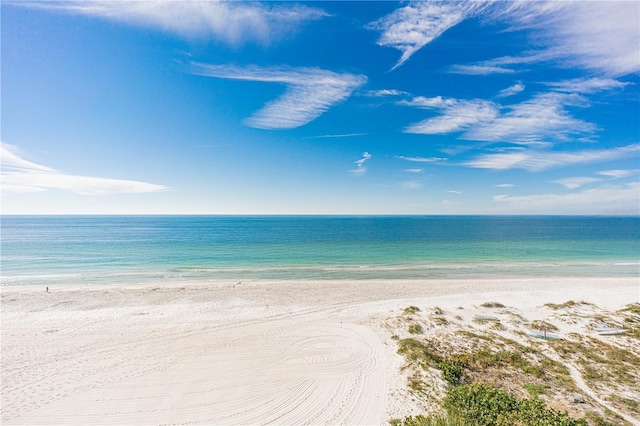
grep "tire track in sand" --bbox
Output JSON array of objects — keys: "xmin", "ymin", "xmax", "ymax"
[{"xmin": 4, "ymin": 312, "xmax": 387, "ymax": 425}]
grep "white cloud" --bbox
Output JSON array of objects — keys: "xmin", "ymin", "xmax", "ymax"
[
  {"xmin": 551, "ymin": 177, "xmax": 601, "ymax": 190},
  {"xmin": 497, "ymin": 82, "xmax": 525, "ymax": 98},
  {"xmin": 24, "ymin": 1, "xmax": 327, "ymax": 46},
  {"xmin": 401, "ymin": 97, "xmax": 498, "ymax": 135},
  {"xmin": 399, "ymin": 96, "xmax": 456, "ymax": 109},
  {"xmin": 451, "ymin": 50, "xmax": 555, "ymax": 75},
  {"xmin": 465, "ymin": 143, "xmax": 640, "ymax": 172},
  {"xmin": 1, "ymin": 143, "xmax": 168, "ymax": 195},
  {"xmin": 467, "ymin": 151, "xmax": 528, "ymax": 170},
  {"xmin": 366, "ymin": 89, "xmax": 409, "ymax": 97},
  {"xmin": 355, "ymin": 152, "xmax": 371, "ymax": 167},
  {"xmin": 546, "ymin": 78, "xmax": 630, "ymax": 94},
  {"xmin": 448, "ymin": 190, "xmax": 462, "ymax": 194},
  {"xmin": 449, "ymin": 2, "xmax": 639, "ymax": 77},
  {"xmin": 193, "ymin": 64, "xmax": 366, "ymax": 129},
  {"xmin": 397, "ymin": 156, "xmax": 447, "ymax": 163},
  {"xmin": 497, "ymin": 1, "xmax": 640, "ymax": 77},
  {"xmin": 449, "ymin": 64, "xmax": 516, "ymax": 75},
  {"xmin": 462, "ymin": 92, "xmax": 594, "ymax": 144},
  {"xmin": 404, "ymin": 168, "xmax": 424, "ymax": 173},
  {"xmin": 1, "ymin": 144, "xmax": 55, "ymax": 173},
  {"xmin": 368, "ymin": 1, "xmax": 487, "ymax": 70},
  {"xmin": 597, "ymin": 169, "xmax": 639, "ymax": 179},
  {"xmin": 3, "ymin": 172, "xmax": 169, "ymax": 195},
  {"xmin": 493, "ymin": 182, "xmax": 639, "ymax": 214},
  {"xmin": 400, "ymin": 180, "xmax": 422, "ymax": 190},
  {"xmin": 308, "ymin": 133, "xmax": 368, "ymax": 139},
  {"xmin": 372, "ymin": 2, "xmax": 639, "ymax": 77},
  {"xmin": 400, "ymin": 86, "xmax": 613, "ymax": 145},
  {"xmin": 494, "ymin": 183, "xmax": 515, "ymax": 188},
  {"xmin": 351, "ymin": 152, "xmax": 371, "ymax": 176}
]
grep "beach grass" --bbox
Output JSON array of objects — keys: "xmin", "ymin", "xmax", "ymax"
[
  {"xmin": 404, "ymin": 306, "xmax": 421, "ymax": 315},
  {"xmin": 480, "ymin": 302, "xmax": 506, "ymax": 308},
  {"xmin": 390, "ymin": 298, "xmax": 639, "ymax": 426}
]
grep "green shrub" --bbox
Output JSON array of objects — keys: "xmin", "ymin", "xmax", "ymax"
[
  {"xmin": 544, "ymin": 301, "xmax": 578, "ymax": 310},
  {"xmin": 391, "ymin": 414, "xmax": 467, "ymax": 426},
  {"xmin": 507, "ymin": 397, "xmax": 587, "ymax": 426},
  {"xmin": 405, "ymin": 305, "xmax": 421, "ymax": 314},
  {"xmin": 620, "ymin": 303, "xmax": 640, "ymax": 315},
  {"xmin": 433, "ymin": 317, "xmax": 449, "ymax": 326},
  {"xmin": 480, "ymin": 302, "xmax": 505, "ymax": 308},
  {"xmin": 444, "ymin": 383, "xmax": 517, "ymax": 425},
  {"xmin": 409, "ymin": 323, "xmax": 424, "ymax": 334},
  {"xmin": 443, "ymin": 383, "xmax": 586, "ymax": 426},
  {"xmin": 437, "ymin": 359, "xmax": 466, "ymax": 386},
  {"xmin": 397, "ymin": 338, "xmax": 442, "ymax": 366},
  {"xmin": 523, "ymin": 383, "xmax": 546, "ymax": 397}
]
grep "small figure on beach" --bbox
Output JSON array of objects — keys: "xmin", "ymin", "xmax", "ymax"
[{"xmin": 46, "ymin": 286, "xmax": 49, "ymax": 293}]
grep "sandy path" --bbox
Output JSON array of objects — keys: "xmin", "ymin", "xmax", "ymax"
[
  {"xmin": 563, "ymin": 361, "xmax": 640, "ymax": 426},
  {"xmin": 1, "ymin": 278, "xmax": 638, "ymax": 425}
]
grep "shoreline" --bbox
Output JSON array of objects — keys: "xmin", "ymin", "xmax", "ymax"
[
  {"xmin": 1, "ymin": 277, "xmax": 638, "ymax": 311},
  {"xmin": 3, "ymin": 260, "xmax": 639, "ymax": 287},
  {"xmin": 2, "ymin": 277, "xmax": 638, "ymax": 424}
]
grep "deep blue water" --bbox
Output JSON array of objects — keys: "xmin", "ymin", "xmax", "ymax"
[{"xmin": 1, "ymin": 216, "xmax": 638, "ymax": 286}]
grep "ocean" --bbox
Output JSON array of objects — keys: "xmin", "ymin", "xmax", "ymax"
[{"xmin": 1, "ymin": 215, "xmax": 638, "ymax": 286}]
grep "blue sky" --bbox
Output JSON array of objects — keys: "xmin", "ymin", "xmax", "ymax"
[{"xmin": 2, "ymin": 1, "xmax": 639, "ymax": 215}]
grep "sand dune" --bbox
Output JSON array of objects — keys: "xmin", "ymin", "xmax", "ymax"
[{"xmin": 1, "ymin": 278, "xmax": 637, "ymax": 424}]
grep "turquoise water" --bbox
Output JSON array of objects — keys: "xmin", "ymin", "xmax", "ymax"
[{"xmin": 1, "ymin": 216, "xmax": 638, "ymax": 286}]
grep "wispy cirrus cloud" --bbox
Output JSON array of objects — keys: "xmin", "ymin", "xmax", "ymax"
[
  {"xmin": 397, "ymin": 155, "xmax": 447, "ymax": 163},
  {"xmin": 1, "ymin": 143, "xmax": 56, "ymax": 173},
  {"xmin": 192, "ymin": 64, "xmax": 366, "ymax": 129},
  {"xmin": 493, "ymin": 182, "xmax": 639, "ymax": 214},
  {"xmin": 375, "ymin": 1, "xmax": 638, "ymax": 77},
  {"xmin": 399, "ymin": 75, "xmax": 630, "ymax": 145},
  {"xmin": 400, "ymin": 96, "xmax": 498, "ymax": 135},
  {"xmin": 552, "ymin": 177, "xmax": 601, "ymax": 190},
  {"xmin": 551, "ymin": 168, "xmax": 638, "ymax": 190},
  {"xmin": 449, "ymin": 50, "xmax": 554, "ymax": 75},
  {"xmin": 400, "ymin": 90, "xmax": 596, "ymax": 145},
  {"xmin": 454, "ymin": 2, "xmax": 639, "ymax": 77},
  {"xmin": 399, "ymin": 96, "xmax": 455, "ymax": 109},
  {"xmin": 494, "ymin": 183, "xmax": 515, "ymax": 188},
  {"xmin": 462, "ymin": 92, "xmax": 594, "ymax": 144},
  {"xmin": 597, "ymin": 169, "xmax": 639, "ymax": 179},
  {"xmin": 400, "ymin": 180, "xmax": 422, "ymax": 190},
  {"xmin": 545, "ymin": 78, "xmax": 631, "ymax": 94},
  {"xmin": 367, "ymin": 1, "xmax": 487, "ymax": 70},
  {"xmin": 449, "ymin": 64, "xmax": 516, "ymax": 75},
  {"xmin": 497, "ymin": 1, "xmax": 640, "ymax": 77},
  {"xmin": 365, "ymin": 89, "xmax": 409, "ymax": 97},
  {"xmin": 306, "ymin": 133, "xmax": 368, "ymax": 139},
  {"xmin": 497, "ymin": 82, "xmax": 525, "ymax": 98},
  {"xmin": 1, "ymin": 143, "xmax": 168, "ymax": 195},
  {"xmin": 22, "ymin": 1, "xmax": 327, "ymax": 46},
  {"xmin": 351, "ymin": 152, "xmax": 371, "ymax": 176},
  {"xmin": 465, "ymin": 143, "xmax": 640, "ymax": 172}
]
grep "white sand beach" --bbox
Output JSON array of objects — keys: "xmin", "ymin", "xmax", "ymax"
[{"xmin": 1, "ymin": 277, "xmax": 639, "ymax": 425}]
